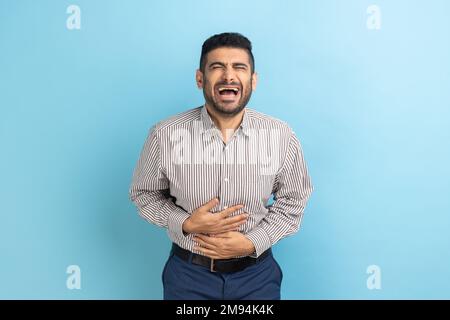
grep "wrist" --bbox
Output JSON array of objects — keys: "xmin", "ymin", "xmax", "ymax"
[
  {"xmin": 182, "ymin": 217, "xmax": 194, "ymax": 234},
  {"xmin": 182, "ymin": 218, "xmax": 191, "ymax": 234},
  {"xmin": 245, "ymin": 238, "xmax": 256, "ymax": 255}
]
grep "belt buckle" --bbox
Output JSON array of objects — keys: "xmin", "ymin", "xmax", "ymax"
[{"xmin": 210, "ymin": 258, "xmax": 216, "ymax": 272}]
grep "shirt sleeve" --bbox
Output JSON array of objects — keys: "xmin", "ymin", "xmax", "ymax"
[
  {"xmin": 245, "ymin": 131, "xmax": 314, "ymax": 257},
  {"xmin": 129, "ymin": 125, "xmax": 190, "ymax": 239}
]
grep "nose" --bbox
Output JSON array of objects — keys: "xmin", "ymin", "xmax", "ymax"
[{"xmin": 222, "ymin": 66, "xmax": 236, "ymax": 83}]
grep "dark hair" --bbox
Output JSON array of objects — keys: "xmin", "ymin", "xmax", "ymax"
[{"xmin": 199, "ymin": 32, "xmax": 255, "ymax": 73}]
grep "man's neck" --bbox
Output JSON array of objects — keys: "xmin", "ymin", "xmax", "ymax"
[{"xmin": 205, "ymin": 104, "xmax": 245, "ymax": 143}]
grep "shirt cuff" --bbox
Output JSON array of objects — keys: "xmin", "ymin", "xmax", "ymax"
[
  {"xmin": 245, "ymin": 226, "xmax": 272, "ymax": 258},
  {"xmin": 167, "ymin": 207, "xmax": 191, "ymax": 240}
]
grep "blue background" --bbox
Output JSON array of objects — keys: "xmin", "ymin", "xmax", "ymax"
[{"xmin": 1, "ymin": 0, "xmax": 449, "ymax": 299}]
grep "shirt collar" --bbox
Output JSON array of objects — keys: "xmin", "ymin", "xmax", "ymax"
[{"xmin": 199, "ymin": 104, "xmax": 252, "ymax": 137}]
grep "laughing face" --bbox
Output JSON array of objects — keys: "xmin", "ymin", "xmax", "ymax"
[{"xmin": 196, "ymin": 47, "xmax": 258, "ymax": 116}]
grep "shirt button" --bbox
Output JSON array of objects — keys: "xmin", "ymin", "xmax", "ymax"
[{"xmin": 224, "ymin": 177, "xmax": 229, "ymax": 182}]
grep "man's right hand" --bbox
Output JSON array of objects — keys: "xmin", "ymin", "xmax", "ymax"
[{"xmin": 182, "ymin": 198, "xmax": 248, "ymax": 235}]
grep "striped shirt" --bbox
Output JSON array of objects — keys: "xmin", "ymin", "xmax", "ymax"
[{"xmin": 129, "ymin": 105, "xmax": 313, "ymax": 258}]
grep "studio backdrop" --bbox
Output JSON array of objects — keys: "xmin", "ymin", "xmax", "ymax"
[{"xmin": 1, "ymin": 0, "xmax": 450, "ymax": 299}]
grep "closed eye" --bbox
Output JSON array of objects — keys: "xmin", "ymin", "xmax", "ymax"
[
  {"xmin": 209, "ymin": 63, "xmax": 225, "ymax": 70},
  {"xmin": 233, "ymin": 63, "xmax": 248, "ymax": 70}
]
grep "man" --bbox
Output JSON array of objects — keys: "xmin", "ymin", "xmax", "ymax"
[{"xmin": 129, "ymin": 32, "xmax": 313, "ymax": 300}]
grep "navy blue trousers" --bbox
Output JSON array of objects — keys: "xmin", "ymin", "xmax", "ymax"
[{"xmin": 162, "ymin": 250, "xmax": 283, "ymax": 300}]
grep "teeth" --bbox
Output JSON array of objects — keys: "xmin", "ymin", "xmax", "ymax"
[{"xmin": 218, "ymin": 87, "xmax": 239, "ymax": 92}]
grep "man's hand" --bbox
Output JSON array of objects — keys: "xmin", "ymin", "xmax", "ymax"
[
  {"xmin": 182, "ymin": 198, "xmax": 248, "ymax": 235},
  {"xmin": 193, "ymin": 231, "xmax": 256, "ymax": 259}
]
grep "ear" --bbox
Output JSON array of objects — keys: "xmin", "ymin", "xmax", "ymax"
[
  {"xmin": 251, "ymin": 72, "xmax": 258, "ymax": 91},
  {"xmin": 196, "ymin": 69, "xmax": 204, "ymax": 89}
]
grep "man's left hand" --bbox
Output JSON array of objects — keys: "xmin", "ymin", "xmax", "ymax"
[{"xmin": 193, "ymin": 231, "xmax": 255, "ymax": 259}]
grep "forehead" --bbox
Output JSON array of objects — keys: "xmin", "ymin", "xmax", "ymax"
[{"xmin": 206, "ymin": 47, "xmax": 251, "ymax": 65}]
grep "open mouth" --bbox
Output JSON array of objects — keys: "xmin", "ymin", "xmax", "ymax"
[
  {"xmin": 216, "ymin": 86, "xmax": 240, "ymax": 102},
  {"xmin": 218, "ymin": 87, "xmax": 239, "ymax": 95}
]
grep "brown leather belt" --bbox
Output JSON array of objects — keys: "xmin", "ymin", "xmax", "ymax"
[{"xmin": 171, "ymin": 243, "xmax": 272, "ymax": 273}]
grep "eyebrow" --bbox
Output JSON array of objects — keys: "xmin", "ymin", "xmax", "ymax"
[{"xmin": 208, "ymin": 61, "xmax": 249, "ymax": 69}]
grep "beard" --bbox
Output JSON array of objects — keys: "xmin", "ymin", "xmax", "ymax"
[{"xmin": 202, "ymin": 77, "xmax": 253, "ymax": 117}]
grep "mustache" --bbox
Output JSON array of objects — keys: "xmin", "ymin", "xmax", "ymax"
[{"xmin": 215, "ymin": 82, "xmax": 241, "ymax": 88}]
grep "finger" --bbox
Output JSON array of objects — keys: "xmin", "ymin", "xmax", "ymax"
[
  {"xmin": 201, "ymin": 198, "xmax": 220, "ymax": 211},
  {"xmin": 219, "ymin": 205, "xmax": 245, "ymax": 218},
  {"xmin": 194, "ymin": 237, "xmax": 216, "ymax": 250},
  {"xmin": 219, "ymin": 227, "xmax": 241, "ymax": 233},
  {"xmin": 219, "ymin": 220, "xmax": 246, "ymax": 234},
  {"xmin": 222, "ymin": 220, "xmax": 246, "ymax": 231},
  {"xmin": 222, "ymin": 215, "xmax": 248, "ymax": 227},
  {"xmin": 209, "ymin": 231, "xmax": 233, "ymax": 238},
  {"xmin": 195, "ymin": 234, "xmax": 219, "ymax": 246},
  {"xmin": 194, "ymin": 246, "xmax": 221, "ymax": 259}
]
